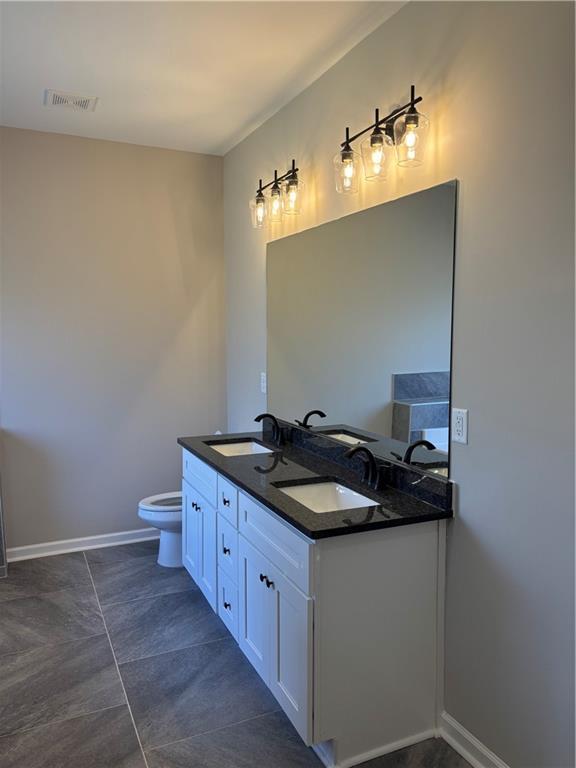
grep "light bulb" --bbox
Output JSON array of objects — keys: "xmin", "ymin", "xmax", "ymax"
[
  {"xmin": 333, "ymin": 139, "xmax": 359, "ymax": 193},
  {"xmin": 404, "ymin": 126, "xmax": 417, "ymax": 148},
  {"xmin": 256, "ymin": 200, "xmax": 265, "ymax": 224}
]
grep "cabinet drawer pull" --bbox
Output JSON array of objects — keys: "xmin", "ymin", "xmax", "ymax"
[
  {"xmin": 224, "ymin": 601, "xmax": 231, "ymax": 610},
  {"xmin": 222, "ymin": 546, "xmax": 231, "ymax": 555},
  {"xmin": 222, "ymin": 496, "xmax": 231, "ymax": 507}
]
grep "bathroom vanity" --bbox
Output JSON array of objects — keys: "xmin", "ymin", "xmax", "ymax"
[{"xmin": 178, "ymin": 429, "xmax": 451, "ymax": 768}]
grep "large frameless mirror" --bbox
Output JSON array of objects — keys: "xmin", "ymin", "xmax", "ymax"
[{"xmin": 266, "ymin": 181, "xmax": 457, "ymax": 478}]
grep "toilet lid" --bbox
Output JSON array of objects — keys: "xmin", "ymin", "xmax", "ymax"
[{"xmin": 139, "ymin": 492, "xmax": 182, "ymax": 512}]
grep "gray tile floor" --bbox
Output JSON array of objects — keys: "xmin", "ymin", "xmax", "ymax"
[{"xmin": 0, "ymin": 542, "xmax": 470, "ymax": 768}]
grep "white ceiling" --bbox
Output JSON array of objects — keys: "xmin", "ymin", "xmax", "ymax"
[{"xmin": 0, "ymin": 1, "xmax": 402, "ymax": 155}]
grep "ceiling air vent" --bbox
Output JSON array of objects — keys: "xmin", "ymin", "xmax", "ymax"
[{"xmin": 43, "ymin": 89, "xmax": 98, "ymax": 112}]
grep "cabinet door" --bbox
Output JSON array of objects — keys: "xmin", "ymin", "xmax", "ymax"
[
  {"xmin": 268, "ymin": 565, "xmax": 313, "ymax": 744},
  {"xmin": 182, "ymin": 479, "xmax": 200, "ymax": 584},
  {"xmin": 238, "ymin": 536, "xmax": 272, "ymax": 684},
  {"xmin": 198, "ymin": 499, "xmax": 217, "ymax": 611}
]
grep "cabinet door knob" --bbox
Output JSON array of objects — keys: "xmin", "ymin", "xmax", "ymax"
[
  {"xmin": 224, "ymin": 601, "xmax": 231, "ymax": 610},
  {"xmin": 223, "ymin": 546, "xmax": 231, "ymax": 555},
  {"xmin": 222, "ymin": 496, "xmax": 231, "ymax": 507},
  {"xmin": 265, "ymin": 578, "xmax": 275, "ymax": 590},
  {"xmin": 259, "ymin": 573, "xmax": 266, "ymax": 582},
  {"xmin": 191, "ymin": 502, "xmax": 198, "ymax": 510}
]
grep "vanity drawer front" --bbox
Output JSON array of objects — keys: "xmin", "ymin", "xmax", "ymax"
[
  {"xmin": 217, "ymin": 475, "xmax": 238, "ymax": 527},
  {"xmin": 217, "ymin": 567, "xmax": 238, "ymax": 640},
  {"xmin": 182, "ymin": 449, "xmax": 217, "ymax": 507},
  {"xmin": 217, "ymin": 514, "xmax": 238, "ymax": 583},
  {"xmin": 238, "ymin": 492, "xmax": 312, "ymax": 596}
]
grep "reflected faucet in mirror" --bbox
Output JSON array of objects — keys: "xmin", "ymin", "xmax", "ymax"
[
  {"xmin": 254, "ymin": 412, "xmax": 283, "ymax": 446},
  {"xmin": 344, "ymin": 445, "xmax": 379, "ymax": 489},
  {"xmin": 393, "ymin": 439, "xmax": 436, "ymax": 466},
  {"xmin": 295, "ymin": 409, "xmax": 327, "ymax": 428}
]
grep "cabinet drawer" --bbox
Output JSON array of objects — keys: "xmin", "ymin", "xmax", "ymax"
[
  {"xmin": 182, "ymin": 449, "xmax": 217, "ymax": 507},
  {"xmin": 217, "ymin": 567, "xmax": 238, "ymax": 640},
  {"xmin": 217, "ymin": 475, "xmax": 238, "ymax": 527},
  {"xmin": 217, "ymin": 514, "xmax": 238, "ymax": 583},
  {"xmin": 239, "ymin": 492, "xmax": 312, "ymax": 596}
]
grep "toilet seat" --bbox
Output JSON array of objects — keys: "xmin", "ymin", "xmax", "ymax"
[{"xmin": 138, "ymin": 492, "xmax": 182, "ymax": 513}]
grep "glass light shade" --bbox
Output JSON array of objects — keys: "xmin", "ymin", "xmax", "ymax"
[
  {"xmin": 361, "ymin": 130, "xmax": 393, "ymax": 182},
  {"xmin": 249, "ymin": 194, "xmax": 267, "ymax": 229},
  {"xmin": 394, "ymin": 110, "xmax": 430, "ymax": 167},
  {"xmin": 282, "ymin": 176, "xmax": 304, "ymax": 214},
  {"xmin": 333, "ymin": 147, "xmax": 360, "ymax": 194},
  {"xmin": 268, "ymin": 185, "xmax": 283, "ymax": 222}
]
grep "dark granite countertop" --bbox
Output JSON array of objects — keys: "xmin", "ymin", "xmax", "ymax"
[{"xmin": 178, "ymin": 432, "xmax": 452, "ymax": 540}]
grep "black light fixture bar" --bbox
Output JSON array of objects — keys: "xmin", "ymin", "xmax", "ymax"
[
  {"xmin": 256, "ymin": 159, "xmax": 299, "ymax": 192},
  {"xmin": 340, "ymin": 86, "xmax": 423, "ymax": 148}
]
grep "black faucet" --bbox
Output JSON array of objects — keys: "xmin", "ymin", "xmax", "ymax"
[
  {"xmin": 402, "ymin": 439, "xmax": 436, "ymax": 465},
  {"xmin": 254, "ymin": 413, "xmax": 282, "ymax": 446},
  {"xmin": 295, "ymin": 409, "xmax": 327, "ymax": 428},
  {"xmin": 344, "ymin": 445, "xmax": 379, "ymax": 488}
]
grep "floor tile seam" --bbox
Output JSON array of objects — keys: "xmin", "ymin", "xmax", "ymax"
[
  {"xmin": 115, "ymin": 632, "xmax": 231, "ymax": 666},
  {"xmin": 144, "ymin": 708, "xmax": 284, "ymax": 755},
  {"xmin": 0, "ymin": 703, "xmax": 129, "ymax": 741},
  {"xmin": 99, "ymin": 586, "xmax": 197, "ymax": 610},
  {"xmin": 0, "ymin": 629, "xmax": 109, "ymax": 661},
  {"xmin": 117, "ymin": 634, "xmax": 233, "ymax": 667},
  {"xmin": 0, "ymin": 580, "xmax": 95, "ymax": 605},
  {"xmin": 84, "ymin": 552, "xmax": 151, "ymax": 768}
]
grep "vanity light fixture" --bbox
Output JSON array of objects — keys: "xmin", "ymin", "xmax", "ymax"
[
  {"xmin": 334, "ymin": 85, "xmax": 429, "ymax": 193},
  {"xmin": 249, "ymin": 160, "xmax": 302, "ymax": 228}
]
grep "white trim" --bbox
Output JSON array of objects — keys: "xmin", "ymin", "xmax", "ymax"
[
  {"xmin": 435, "ymin": 520, "xmax": 447, "ymax": 728},
  {"xmin": 440, "ymin": 711, "xmax": 510, "ymax": 768},
  {"xmin": 313, "ymin": 730, "xmax": 437, "ymax": 768},
  {"xmin": 7, "ymin": 528, "xmax": 159, "ymax": 562}
]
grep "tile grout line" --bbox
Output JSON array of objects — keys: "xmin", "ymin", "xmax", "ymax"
[
  {"xmin": 0, "ymin": 703, "xmax": 129, "ymax": 742},
  {"xmin": 83, "ymin": 552, "xmax": 150, "ymax": 768},
  {"xmin": 118, "ymin": 634, "xmax": 232, "ymax": 667},
  {"xmin": 99, "ymin": 585, "xmax": 196, "ymax": 609},
  {"xmin": 145, "ymin": 708, "xmax": 284, "ymax": 756},
  {"xmin": 0, "ymin": 629, "xmax": 108, "ymax": 661}
]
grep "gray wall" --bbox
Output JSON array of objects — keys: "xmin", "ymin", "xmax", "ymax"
[
  {"xmin": 223, "ymin": 3, "xmax": 574, "ymax": 766},
  {"xmin": 0, "ymin": 127, "xmax": 226, "ymax": 548},
  {"xmin": 267, "ymin": 183, "xmax": 454, "ymax": 435}
]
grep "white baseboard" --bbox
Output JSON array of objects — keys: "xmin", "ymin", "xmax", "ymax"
[
  {"xmin": 313, "ymin": 730, "xmax": 437, "ymax": 768},
  {"xmin": 7, "ymin": 528, "xmax": 159, "ymax": 562},
  {"xmin": 440, "ymin": 711, "xmax": 510, "ymax": 768}
]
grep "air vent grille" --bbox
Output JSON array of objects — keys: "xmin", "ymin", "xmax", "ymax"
[{"xmin": 43, "ymin": 89, "xmax": 98, "ymax": 112}]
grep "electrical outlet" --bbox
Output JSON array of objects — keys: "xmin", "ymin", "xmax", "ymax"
[
  {"xmin": 452, "ymin": 408, "xmax": 468, "ymax": 444},
  {"xmin": 260, "ymin": 371, "xmax": 267, "ymax": 394}
]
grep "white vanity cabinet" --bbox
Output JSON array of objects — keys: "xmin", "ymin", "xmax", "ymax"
[{"xmin": 181, "ymin": 446, "xmax": 442, "ymax": 768}]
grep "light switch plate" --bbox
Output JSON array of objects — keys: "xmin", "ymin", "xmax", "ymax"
[
  {"xmin": 452, "ymin": 408, "xmax": 468, "ymax": 444},
  {"xmin": 260, "ymin": 371, "xmax": 267, "ymax": 394}
]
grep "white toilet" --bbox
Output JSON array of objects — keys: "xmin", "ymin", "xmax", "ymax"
[{"xmin": 138, "ymin": 492, "xmax": 182, "ymax": 568}]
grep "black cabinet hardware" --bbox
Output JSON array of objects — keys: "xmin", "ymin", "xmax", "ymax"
[
  {"xmin": 224, "ymin": 601, "xmax": 231, "ymax": 610},
  {"xmin": 222, "ymin": 496, "xmax": 231, "ymax": 507},
  {"xmin": 223, "ymin": 546, "xmax": 231, "ymax": 555}
]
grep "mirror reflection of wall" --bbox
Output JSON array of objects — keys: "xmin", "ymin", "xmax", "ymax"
[{"xmin": 267, "ymin": 181, "xmax": 456, "ymax": 476}]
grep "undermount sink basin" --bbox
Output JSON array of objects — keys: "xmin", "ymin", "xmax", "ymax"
[
  {"xmin": 277, "ymin": 481, "xmax": 378, "ymax": 514},
  {"xmin": 325, "ymin": 431, "xmax": 368, "ymax": 446},
  {"xmin": 208, "ymin": 440, "xmax": 273, "ymax": 457}
]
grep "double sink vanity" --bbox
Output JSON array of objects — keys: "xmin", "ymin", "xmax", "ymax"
[
  {"xmin": 178, "ymin": 180, "xmax": 457, "ymax": 766},
  {"xmin": 178, "ymin": 417, "xmax": 453, "ymax": 768}
]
